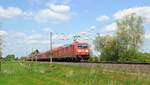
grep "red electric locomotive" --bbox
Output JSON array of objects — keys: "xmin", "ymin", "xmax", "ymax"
[
  {"xmin": 52, "ymin": 41, "xmax": 90, "ymax": 61},
  {"xmin": 27, "ymin": 41, "xmax": 90, "ymax": 62}
]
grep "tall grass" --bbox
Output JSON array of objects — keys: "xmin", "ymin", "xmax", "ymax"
[{"xmin": 0, "ymin": 61, "xmax": 150, "ymax": 85}]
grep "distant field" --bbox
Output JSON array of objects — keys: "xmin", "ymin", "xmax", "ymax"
[{"xmin": 0, "ymin": 61, "xmax": 150, "ymax": 85}]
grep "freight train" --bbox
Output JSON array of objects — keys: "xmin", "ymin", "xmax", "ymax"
[{"xmin": 26, "ymin": 41, "xmax": 90, "ymax": 62}]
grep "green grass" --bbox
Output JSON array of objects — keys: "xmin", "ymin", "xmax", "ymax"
[{"xmin": 0, "ymin": 61, "xmax": 150, "ymax": 85}]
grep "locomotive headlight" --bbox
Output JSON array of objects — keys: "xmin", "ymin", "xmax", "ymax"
[
  {"xmin": 77, "ymin": 49, "xmax": 81, "ymax": 52},
  {"xmin": 85, "ymin": 50, "xmax": 89, "ymax": 52}
]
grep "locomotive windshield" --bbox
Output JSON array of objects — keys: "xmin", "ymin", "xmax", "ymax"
[{"xmin": 78, "ymin": 44, "xmax": 88, "ymax": 48}]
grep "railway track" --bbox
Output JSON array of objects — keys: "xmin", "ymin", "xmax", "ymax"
[
  {"xmin": 51, "ymin": 61, "xmax": 150, "ymax": 65},
  {"xmin": 51, "ymin": 61, "xmax": 150, "ymax": 74},
  {"xmin": 38, "ymin": 60, "xmax": 150, "ymax": 65},
  {"xmin": 87, "ymin": 61, "xmax": 150, "ymax": 65}
]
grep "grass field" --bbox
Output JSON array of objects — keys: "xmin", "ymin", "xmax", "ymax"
[{"xmin": 0, "ymin": 61, "xmax": 150, "ymax": 85}]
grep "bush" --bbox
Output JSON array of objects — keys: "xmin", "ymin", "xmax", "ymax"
[{"xmin": 5, "ymin": 54, "xmax": 16, "ymax": 61}]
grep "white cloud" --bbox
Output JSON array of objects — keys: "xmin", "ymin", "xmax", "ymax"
[
  {"xmin": 26, "ymin": 34, "xmax": 43, "ymax": 40},
  {"xmin": 53, "ymin": 43, "xmax": 64, "ymax": 48},
  {"xmin": 43, "ymin": 27, "xmax": 54, "ymax": 33},
  {"xmin": 25, "ymin": 34, "xmax": 47, "ymax": 44},
  {"xmin": 96, "ymin": 15, "xmax": 109, "ymax": 22},
  {"xmin": 145, "ymin": 34, "xmax": 150, "ymax": 40},
  {"xmin": 49, "ymin": 4, "xmax": 70, "ymax": 13},
  {"xmin": 0, "ymin": 30, "xmax": 8, "ymax": 36},
  {"xmin": 97, "ymin": 23, "xmax": 117, "ymax": 37},
  {"xmin": 114, "ymin": 6, "xmax": 150, "ymax": 23},
  {"xmin": 0, "ymin": 7, "xmax": 22, "ymax": 19},
  {"xmin": 27, "ymin": 0, "xmax": 42, "ymax": 5},
  {"xmin": 87, "ymin": 26, "xmax": 96, "ymax": 33},
  {"xmin": 79, "ymin": 32, "xmax": 88, "ymax": 35},
  {"xmin": 104, "ymin": 23, "xmax": 117, "ymax": 33},
  {"xmin": 25, "ymin": 39, "xmax": 49, "ymax": 44},
  {"xmin": 0, "ymin": 7, "xmax": 32, "ymax": 19},
  {"xmin": 35, "ymin": 4, "xmax": 71, "ymax": 23},
  {"xmin": 90, "ymin": 25, "xmax": 96, "ymax": 30},
  {"xmin": 0, "ymin": 5, "xmax": 72, "ymax": 22},
  {"xmin": 53, "ymin": 34, "xmax": 71, "ymax": 40},
  {"xmin": 12, "ymin": 32, "xmax": 26, "ymax": 38},
  {"xmin": 23, "ymin": 12, "xmax": 33, "ymax": 17},
  {"xmin": 97, "ymin": 33, "xmax": 113, "ymax": 37},
  {"xmin": 22, "ymin": 33, "xmax": 72, "ymax": 45}
]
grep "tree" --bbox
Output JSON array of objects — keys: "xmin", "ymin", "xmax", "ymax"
[
  {"xmin": 95, "ymin": 35, "xmax": 118, "ymax": 61},
  {"xmin": 94, "ymin": 15, "xmax": 144, "ymax": 62},
  {"xmin": 116, "ymin": 15, "xmax": 144, "ymax": 61},
  {"xmin": 5, "ymin": 54, "xmax": 16, "ymax": 61}
]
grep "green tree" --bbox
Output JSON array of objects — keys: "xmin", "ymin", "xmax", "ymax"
[
  {"xmin": 116, "ymin": 15, "xmax": 144, "ymax": 61},
  {"xmin": 95, "ymin": 35, "xmax": 118, "ymax": 61},
  {"xmin": 94, "ymin": 15, "xmax": 144, "ymax": 62}
]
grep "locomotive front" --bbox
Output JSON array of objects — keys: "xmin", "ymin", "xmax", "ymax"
[{"xmin": 75, "ymin": 42, "xmax": 90, "ymax": 60}]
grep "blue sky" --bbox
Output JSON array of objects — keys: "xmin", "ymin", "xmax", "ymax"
[{"xmin": 0, "ymin": 0, "xmax": 150, "ymax": 57}]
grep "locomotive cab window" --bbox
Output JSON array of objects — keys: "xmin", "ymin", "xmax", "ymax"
[{"xmin": 78, "ymin": 44, "xmax": 88, "ymax": 48}]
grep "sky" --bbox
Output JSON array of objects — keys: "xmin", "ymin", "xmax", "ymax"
[{"xmin": 0, "ymin": 0, "xmax": 150, "ymax": 57}]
